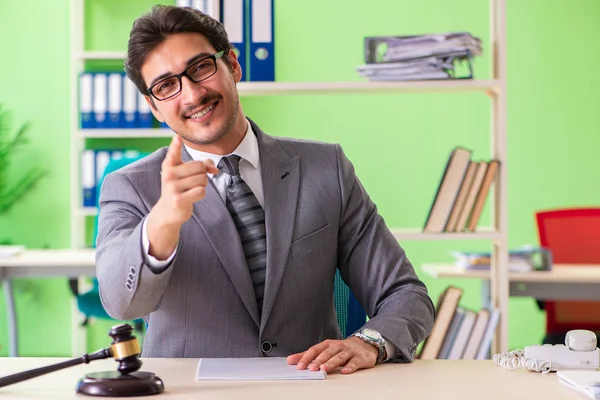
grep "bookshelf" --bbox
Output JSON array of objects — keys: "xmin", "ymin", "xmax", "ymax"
[{"xmin": 69, "ymin": 0, "xmax": 508, "ymax": 353}]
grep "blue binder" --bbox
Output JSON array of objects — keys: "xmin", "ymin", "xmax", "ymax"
[
  {"xmin": 122, "ymin": 73, "xmax": 138, "ymax": 129},
  {"xmin": 79, "ymin": 73, "xmax": 94, "ymax": 129},
  {"xmin": 222, "ymin": 0, "xmax": 246, "ymax": 81},
  {"xmin": 248, "ymin": 0, "xmax": 274, "ymax": 81},
  {"xmin": 137, "ymin": 91, "xmax": 153, "ymax": 128},
  {"xmin": 107, "ymin": 73, "xmax": 123, "ymax": 129},
  {"xmin": 92, "ymin": 73, "xmax": 109, "ymax": 128},
  {"xmin": 81, "ymin": 150, "xmax": 96, "ymax": 207}
]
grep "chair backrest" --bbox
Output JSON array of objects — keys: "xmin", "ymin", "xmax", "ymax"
[
  {"xmin": 535, "ymin": 208, "xmax": 600, "ymax": 333},
  {"xmin": 334, "ymin": 269, "xmax": 367, "ymax": 337},
  {"xmin": 93, "ymin": 153, "xmax": 148, "ymax": 246}
]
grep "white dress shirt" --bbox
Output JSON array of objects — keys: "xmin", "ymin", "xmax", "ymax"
[
  {"xmin": 141, "ymin": 120, "xmax": 263, "ymax": 266},
  {"xmin": 140, "ymin": 121, "xmax": 395, "ymax": 361}
]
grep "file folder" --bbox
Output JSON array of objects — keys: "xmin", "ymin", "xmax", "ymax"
[
  {"xmin": 205, "ymin": 0, "xmax": 220, "ymax": 20},
  {"xmin": 107, "ymin": 73, "xmax": 123, "ymax": 129},
  {"xmin": 79, "ymin": 73, "xmax": 94, "ymax": 129},
  {"xmin": 248, "ymin": 0, "xmax": 274, "ymax": 81},
  {"xmin": 92, "ymin": 73, "xmax": 109, "ymax": 128},
  {"xmin": 81, "ymin": 150, "xmax": 96, "ymax": 207},
  {"xmin": 137, "ymin": 92, "xmax": 153, "ymax": 128},
  {"xmin": 190, "ymin": 0, "xmax": 206, "ymax": 13},
  {"xmin": 122, "ymin": 74, "xmax": 138, "ymax": 129},
  {"xmin": 222, "ymin": 0, "xmax": 246, "ymax": 81},
  {"xmin": 95, "ymin": 150, "xmax": 111, "ymax": 189}
]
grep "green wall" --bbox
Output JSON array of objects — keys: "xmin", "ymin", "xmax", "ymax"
[{"xmin": 0, "ymin": 0, "xmax": 599, "ymax": 356}]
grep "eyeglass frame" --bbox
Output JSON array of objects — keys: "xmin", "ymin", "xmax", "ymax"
[{"xmin": 146, "ymin": 50, "xmax": 225, "ymax": 101}]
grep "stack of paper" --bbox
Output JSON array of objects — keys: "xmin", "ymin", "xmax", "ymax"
[
  {"xmin": 0, "ymin": 245, "xmax": 25, "ymax": 259},
  {"xmin": 557, "ymin": 370, "xmax": 600, "ymax": 399},
  {"xmin": 450, "ymin": 246, "xmax": 552, "ymax": 272},
  {"xmin": 357, "ymin": 32, "xmax": 482, "ymax": 81},
  {"xmin": 195, "ymin": 357, "xmax": 327, "ymax": 381}
]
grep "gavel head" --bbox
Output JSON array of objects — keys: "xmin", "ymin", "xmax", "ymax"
[{"xmin": 108, "ymin": 324, "xmax": 143, "ymax": 375}]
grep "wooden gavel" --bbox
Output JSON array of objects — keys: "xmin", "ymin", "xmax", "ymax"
[{"xmin": 0, "ymin": 323, "xmax": 143, "ymax": 389}]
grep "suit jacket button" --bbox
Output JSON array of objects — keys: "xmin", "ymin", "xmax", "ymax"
[{"xmin": 261, "ymin": 341, "xmax": 273, "ymax": 354}]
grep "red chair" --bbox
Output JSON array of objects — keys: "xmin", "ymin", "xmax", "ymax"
[{"xmin": 535, "ymin": 208, "xmax": 600, "ymax": 344}]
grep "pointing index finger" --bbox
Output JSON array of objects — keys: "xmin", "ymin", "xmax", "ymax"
[{"xmin": 165, "ymin": 135, "xmax": 183, "ymax": 166}]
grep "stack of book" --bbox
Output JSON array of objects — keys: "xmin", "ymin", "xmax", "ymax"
[
  {"xmin": 451, "ymin": 246, "xmax": 553, "ymax": 272},
  {"xmin": 418, "ymin": 286, "xmax": 500, "ymax": 360},
  {"xmin": 423, "ymin": 147, "xmax": 499, "ymax": 233},
  {"xmin": 357, "ymin": 32, "xmax": 482, "ymax": 81}
]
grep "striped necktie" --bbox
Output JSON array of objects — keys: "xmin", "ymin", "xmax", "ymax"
[{"xmin": 217, "ymin": 155, "xmax": 266, "ymax": 315}]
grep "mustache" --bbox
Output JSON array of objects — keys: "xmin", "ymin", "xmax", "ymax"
[{"xmin": 182, "ymin": 94, "xmax": 223, "ymax": 118}]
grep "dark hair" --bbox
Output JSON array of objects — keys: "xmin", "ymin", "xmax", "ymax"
[{"xmin": 124, "ymin": 5, "xmax": 233, "ymax": 94}]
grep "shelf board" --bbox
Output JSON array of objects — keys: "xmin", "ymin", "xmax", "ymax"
[
  {"xmin": 391, "ymin": 228, "xmax": 501, "ymax": 241},
  {"xmin": 73, "ymin": 52, "xmax": 500, "ymax": 95},
  {"xmin": 76, "ymin": 51, "xmax": 126, "ymax": 60},
  {"xmin": 78, "ymin": 207, "xmax": 98, "ymax": 216},
  {"xmin": 237, "ymin": 80, "xmax": 500, "ymax": 95},
  {"xmin": 79, "ymin": 129, "xmax": 173, "ymax": 138}
]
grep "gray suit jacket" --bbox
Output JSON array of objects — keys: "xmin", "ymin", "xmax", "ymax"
[{"xmin": 96, "ymin": 118, "xmax": 434, "ymax": 361}]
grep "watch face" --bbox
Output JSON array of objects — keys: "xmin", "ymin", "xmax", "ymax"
[{"xmin": 362, "ymin": 328, "xmax": 382, "ymax": 341}]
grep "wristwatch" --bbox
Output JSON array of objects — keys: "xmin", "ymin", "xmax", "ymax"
[{"xmin": 353, "ymin": 328, "xmax": 387, "ymax": 363}]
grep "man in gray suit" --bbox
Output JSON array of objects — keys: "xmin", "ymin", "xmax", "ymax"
[{"xmin": 96, "ymin": 5, "xmax": 434, "ymax": 374}]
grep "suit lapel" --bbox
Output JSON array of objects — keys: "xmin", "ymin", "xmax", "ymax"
[
  {"xmin": 182, "ymin": 147, "xmax": 261, "ymax": 327},
  {"xmin": 249, "ymin": 120, "xmax": 300, "ymax": 332}
]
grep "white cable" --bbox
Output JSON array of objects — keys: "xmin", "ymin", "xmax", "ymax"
[{"xmin": 493, "ymin": 349, "xmax": 553, "ymax": 374}]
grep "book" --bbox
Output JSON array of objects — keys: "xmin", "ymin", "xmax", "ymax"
[
  {"xmin": 466, "ymin": 159, "xmax": 499, "ymax": 231},
  {"xmin": 195, "ymin": 357, "xmax": 327, "ymax": 381},
  {"xmin": 419, "ymin": 285, "xmax": 463, "ymax": 359},
  {"xmin": 423, "ymin": 147, "xmax": 472, "ymax": 233}
]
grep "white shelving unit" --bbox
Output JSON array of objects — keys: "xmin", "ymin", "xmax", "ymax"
[{"xmin": 70, "ymin": 0, "xmax": 507, "ymax": 353}]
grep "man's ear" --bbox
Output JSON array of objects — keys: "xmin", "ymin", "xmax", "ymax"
[
  {"xmin": 227, "ymin": 49, "xmax": 243, "ymax": 83},
  {"xmin": 145, "ymin": 95, "xmax": 164, "ymax": 123}
]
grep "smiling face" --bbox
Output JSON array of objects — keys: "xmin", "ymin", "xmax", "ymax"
[{"xmin": 141, "ymin": 32, "xmax": 247, "ymax": 154}]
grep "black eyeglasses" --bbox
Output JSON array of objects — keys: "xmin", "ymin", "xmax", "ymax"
[{"xmin": 147, "ymin": 51, "xmax": 225, "ymax": 101}]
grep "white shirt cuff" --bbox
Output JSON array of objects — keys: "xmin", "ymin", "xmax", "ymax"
[
  {"xmin": 383, "ymin": 336, "xmax": 397, "ymax": 362},
  {"xmin": 142, "ymin": 218, "xmax": 177, "ymax": 267}
]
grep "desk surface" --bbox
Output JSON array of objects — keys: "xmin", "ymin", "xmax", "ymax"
[
  {"xmin": 0, "ymin": 358, "xmax": 583, "ymax": 399},
  {"xmin": 422, "ymin": 263, "xmax": 600, "ymax": 283},
  {"xmin": 0, "ymin": 249, "xmax": 95, "ymax": 278},
  {"xmin": 0, "ymin": 249, "xmax": 95, "ymax": 267}
]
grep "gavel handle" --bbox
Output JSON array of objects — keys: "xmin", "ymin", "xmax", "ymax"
[{"xmin": 0, "ymin": 348, "xmax": 112, "ymax": 388}]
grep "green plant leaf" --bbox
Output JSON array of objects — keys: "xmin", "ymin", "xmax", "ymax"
[
  {"xmin": 0, "ymin": 104, "xmax": 47, "ymax": 215},
  {"xmin": 0, "ymin": 167, "xmax": 46, "ymax": 214}
]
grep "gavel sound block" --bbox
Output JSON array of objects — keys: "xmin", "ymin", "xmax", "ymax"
[{"xmin": 0, "ymin": 323, "xmax": 164, "ymax": 397}]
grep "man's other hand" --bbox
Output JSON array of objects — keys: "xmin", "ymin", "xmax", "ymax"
[{"xmin": 286, "ymin": 337, "xmax": 378, "ymax": 374}]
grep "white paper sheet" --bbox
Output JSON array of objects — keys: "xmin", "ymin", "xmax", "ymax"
[{"xmin": 195, "ymin": 357, "xmax": 327, "ymax": 381}]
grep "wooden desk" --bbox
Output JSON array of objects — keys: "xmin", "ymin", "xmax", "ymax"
[
  {"xmin": 0, "ymin": 249, "xmax": 96, "ymax": 357},
  {"xmin": 0, "ymin": 358, "xmax": 582, "ymax": 399},
  {"xmin": 422, "ymin": 263, "xmax": 600, "ymax": 308}
]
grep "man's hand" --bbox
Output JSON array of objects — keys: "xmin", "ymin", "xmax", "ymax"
[
  {"xmin": 286, "ymin": 337, "xmax": 378, "ymax": 374},
  {"xmin": 146, "ymin": 135, "xmax": 219, "ymax": 260}
]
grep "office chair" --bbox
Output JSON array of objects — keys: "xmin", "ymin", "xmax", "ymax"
[
  {"xmin": 535, "ymin": 207, "xmax": 600, "ymax": 345},
  {"xmin": 70, "ymin": 152, "xmax": 148, "ymax": 335},
  {"xmin": 333, "ymin": 269, "xmax": 367, "ymax": 337}
]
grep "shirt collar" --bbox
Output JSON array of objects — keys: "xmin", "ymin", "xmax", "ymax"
[{"xmin": 183, "ymin": 120, "xmax": 259, "ymax": 177}]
